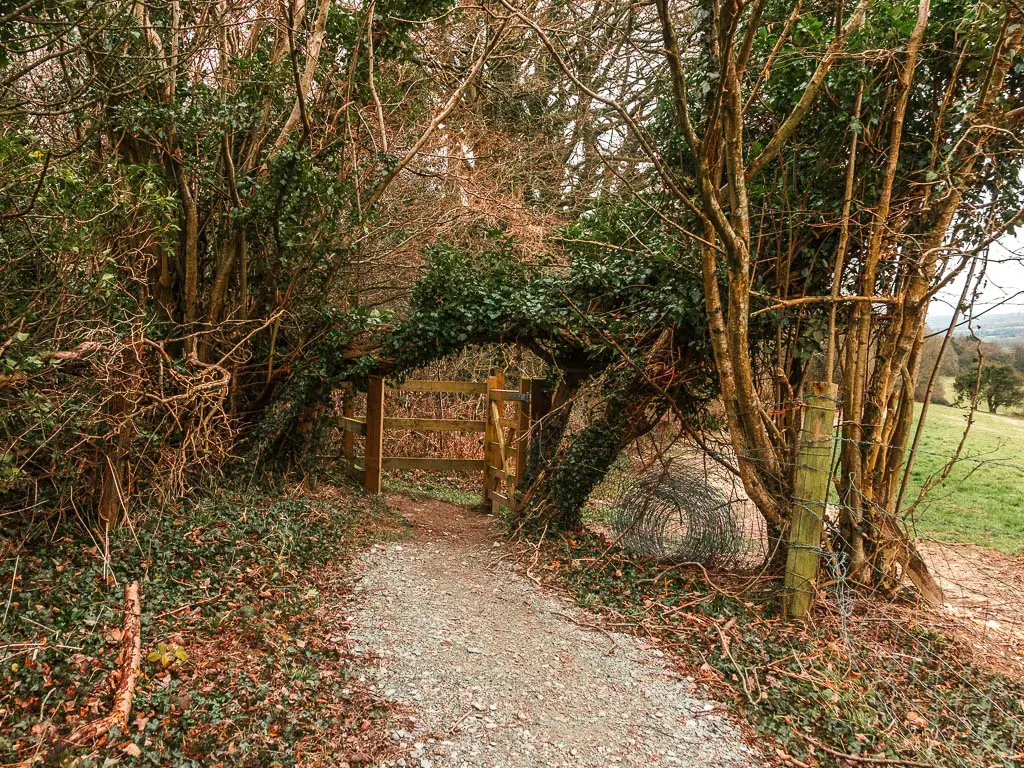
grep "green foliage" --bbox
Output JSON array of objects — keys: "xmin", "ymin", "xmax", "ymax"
[
  {"xmin": 0, "ymin": 147, "xmax": 183, "ymax": 508},
  {"xmin": 545, "ymin": 420, "xmax": 622, "ymax": 529},
  {"xmin": 369, "ymin": 202, "xmax": 760, "ymax": 529},
  {"xmin": 954, "ymin": 364, "xmax": 1024, "ymax": 413},
  {"xmin": 649, "ymin": 0, "xmax": 1024, "ymax": 371},
  {"xmin": 1, "ymin": 0, "xmax": 460, "ymax": 522},
  {"xmin": 741, "ymin": 0, "xmax": 1024, "ymax": 217},
  {"xmin": 0, "ymin": 481, "xmax": 399, "ymax": 766},
  {"xmin": 383, "ymin": 202, "xmax": 719, "ymax": 393},
  {"xmin": 147, "ymin": 642, "xmax": 190, "ymax": 669}
]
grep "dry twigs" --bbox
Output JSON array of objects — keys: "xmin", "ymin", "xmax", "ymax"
[{"xmin": 800, "ymin": 733, "xmax": 938, "ymax": 768}]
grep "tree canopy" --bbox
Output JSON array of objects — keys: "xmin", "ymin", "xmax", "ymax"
[
  {"xmin": 955, "ymin": 364, "xmax": 1024, "ymax": 413},
  {"xmin": 2, "ymin": 0, "xmax": 1022, "ymax": 603}
]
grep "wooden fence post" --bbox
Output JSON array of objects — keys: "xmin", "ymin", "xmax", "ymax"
[
  {"xmin": 488, "ymin": 370, "xmax": 506, "ymax": 512},
  {"xmin": 364, "ymin": 375, "xmax": 385, "ymax": 495},
  {"xmin": 342, "ymin": 391, "xmax": 355, "ymax": 463},
  {"xmin": 528, "ymin": 378, "xmax": 551, "ymax": 426},
  {"xmin": 528, "ymin": 377, "xmax": 552, "ymax": 455},
  {"xmin": 482, "ymin": 372, "xmax": 498, "ymax": 508},
  {"xmin": 513, "ymin": 377, "xmax": 532, "ymax": 504},
  {"xmin": 494, "ymin": 371, "xmax": 505, "ymax": 513},
  {"xmin": 784, "ymin": 381, "xmax": 839, "ymax": 619}
]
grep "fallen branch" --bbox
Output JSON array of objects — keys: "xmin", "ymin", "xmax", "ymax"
[
  {"xmin": 67, "ymin": 580, "xmax": 142, "ymax": 740},
  {"xmin": 801, "ymin": 733, "xmax": 938, "ymax": 768},
  {"xmin": 545, "ymin": 609, "xmax": 620, "ymax": 647},
  {"xmin": 20, "ymin": 581, "xmax": 142, "ymax": 765}
]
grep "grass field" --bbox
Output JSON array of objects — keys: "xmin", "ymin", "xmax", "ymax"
[{"xmin": 903, "ymin": 401, "xmax": 1024, "ymax": 554}]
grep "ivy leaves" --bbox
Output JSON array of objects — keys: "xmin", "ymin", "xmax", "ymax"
[{"xmin": 383, "ymin": 200, "xmax": 721, "ymax": 402}]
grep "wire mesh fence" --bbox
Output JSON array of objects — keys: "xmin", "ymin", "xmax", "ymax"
[
  {"xmin": 607, "ymin": 455, "xmax": 768, "ymax": 568},
  {"xmin": 588, "ymin": 400, "xmax": 1024, "ymax": 672},
  {"xmin": 586, "ymin": 410, "xmax": 1024, "ymax": 766}
]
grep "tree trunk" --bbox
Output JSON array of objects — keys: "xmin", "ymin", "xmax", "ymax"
[
  {"xmin": 517, "ymin": 390, "xmax": 667, "ymax": 531},
  {"xmin": 517, "ymin": 370, "xmax": 585, "ymax": 494}
]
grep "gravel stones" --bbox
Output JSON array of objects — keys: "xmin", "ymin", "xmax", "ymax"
[{"xmin": 346, "ymin": 504, "xmax": 758, "ymax": 768}]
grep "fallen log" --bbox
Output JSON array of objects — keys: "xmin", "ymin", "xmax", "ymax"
[
  {"xmin": 65, "ymin": 579, "xmax": 142, "ymax": 744},
  {"xmin": 18, "ymin": 580, "xmax": 142, "ymax": 766}
]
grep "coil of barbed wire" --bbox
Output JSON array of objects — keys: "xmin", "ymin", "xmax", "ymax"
[{"xmin": 609, "ymin": 460, "xmax": 745, "ymax": 567}]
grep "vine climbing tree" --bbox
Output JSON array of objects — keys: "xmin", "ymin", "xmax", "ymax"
[{"xmin": 350, "ymin": 206, "xmax": 768, "ymax": 531}]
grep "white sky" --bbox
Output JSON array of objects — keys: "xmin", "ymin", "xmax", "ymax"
[{"xmin": 927, "ymin": 232, "xmax": 1024, "ymax": 322}]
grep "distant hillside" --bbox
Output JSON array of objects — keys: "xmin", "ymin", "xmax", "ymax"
[{"xmin": 927, "ymin": 313, "xmax": 1024, "ymax": 345}]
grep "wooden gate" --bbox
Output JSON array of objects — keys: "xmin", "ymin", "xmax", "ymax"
[{"xmin": 339, "ymin": 373, "xmax": 540, "ymax": 512}]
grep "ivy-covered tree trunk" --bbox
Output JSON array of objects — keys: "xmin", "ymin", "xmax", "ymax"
[
  {"xmin": 513, "ymin": 330, "xmax": 677, "ymax": 531},
  {"xmin": 516, "ymin": 386, "xmax": 668, "ymax": 531},
  {"xmin": 516, "ymin": 371, "xmax": 585, "ymax": 493}
]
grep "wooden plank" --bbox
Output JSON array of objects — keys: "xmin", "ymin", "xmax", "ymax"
[
  {"xmin": 490, "ymin": 394, "xmax": 513, "ymax": 514},
  {"xmin": 483, "ymin": 374, "xmax": 496, "ymax": 507},
  {"xmin": 343, "ymin": 461, "xmax": 365, "ymax": 482},
  {"xmin": 342, "ymin": 398, "xmax": 355, "ymax": 460},
  {"xmin": 485, "ymin": 370, "xmax": 504, "ymax": 512},
  {"xmin": 514, "ymin": 377, "xmax": 531, "ymax": 505},
  {"xmin": 499, "ymin": 418, "xmax": 518, "ymax": 430},
  {"xmin": 490, "ymin": 400, "xmax": 511, "ymax": 477},
  {"xmin": 489, "ymin": 389, "xmax": 530, "ymax": 403},
  {"xmin": 381, "ymin": 457, "xmax": 485, "ymax": 472},
  {"xmin": 383, "ymin": 417, "xmax": 485, "ymax": 432},
  {"xmin": 340, "ymin": 416, "xmax": 366, "ymax": 434},
  {"xmin": 389, "ymin": 379, "xmax": 487, "ymax": 394},
  {"xmin": 784, "ymin": 381, "xmax": 838, "ymax": 619},
  {"xmin": 364, "ymin": 376, "xmax": 385, "ymax": 495}
]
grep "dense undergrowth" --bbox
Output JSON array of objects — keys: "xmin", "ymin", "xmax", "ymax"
[
  {"xmin": 528, "ymin": 529, "xmax": 1023, "ymax": 768},
  {"xmin": 0, "ymin": 476, "xmax": 404, "ymax": 767}
]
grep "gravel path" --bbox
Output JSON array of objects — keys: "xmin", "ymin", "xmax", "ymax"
[{"xmin": 346, "ymin": 496, "xmax": 759, "ymax": 768}]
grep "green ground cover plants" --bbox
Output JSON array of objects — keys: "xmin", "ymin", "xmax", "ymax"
[{"xmin": 1, "ymin": 478, "xmax": 404, "ymax": 767}]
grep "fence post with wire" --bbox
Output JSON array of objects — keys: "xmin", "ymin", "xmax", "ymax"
[{"xmin": 784, "ymin": 380, "xmax": 839, "ymax": 618}]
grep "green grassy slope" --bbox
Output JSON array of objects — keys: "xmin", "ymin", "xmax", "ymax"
[{"xmin": 903, "ymin": 402, "xmax": 1024, "ymax": 553}]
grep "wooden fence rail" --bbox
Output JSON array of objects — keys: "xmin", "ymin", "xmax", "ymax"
[{"xmin": 339, "ymin": 372, "xmax": 545, "ymax": 510}]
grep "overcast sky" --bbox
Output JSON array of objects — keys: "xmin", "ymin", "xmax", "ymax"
[{"xmin": 927, "ymin": 231, "xmax": 1024, "ymax": 322}]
